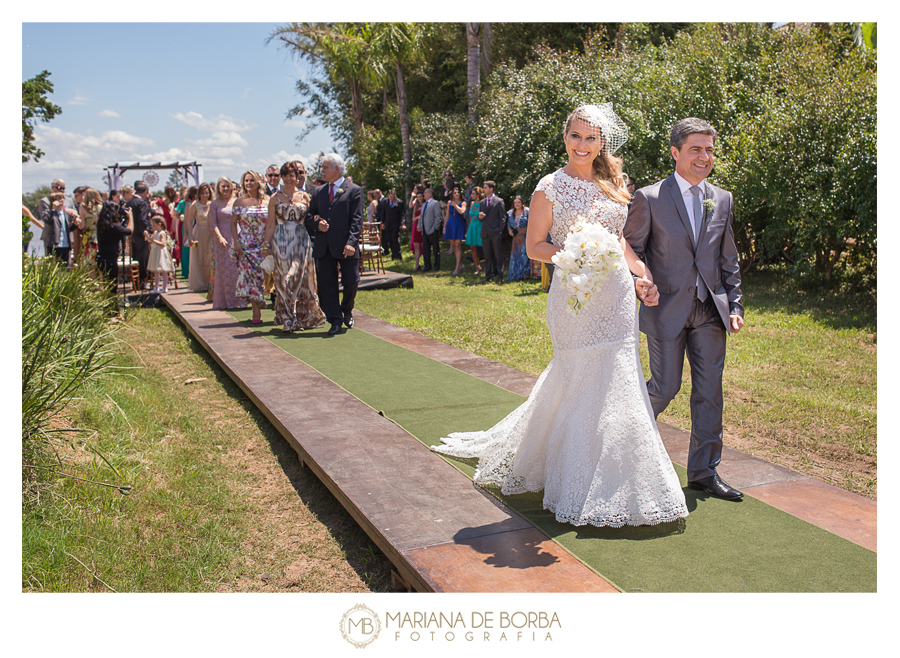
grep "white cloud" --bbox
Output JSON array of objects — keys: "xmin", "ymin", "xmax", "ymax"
[
  {"xmin": 187, "ymin": 131, "xmax": 249, "ymax": 148},
  {"xmin": 170, "ymin": 111, "xmax": 254, "ymax": 133},
  {"xmin": 98, "ymin": 109, "xmax": 121, "ymax": 118},
  {"xmin": 68, "ymin": 95, "xmax": 89, "ymax": 106}
]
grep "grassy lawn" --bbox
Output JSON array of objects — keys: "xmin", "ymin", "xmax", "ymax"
[
  {"xmin": 356, "ymin": 253, "xmax": 876, "ymax": 499},
  {"xmin": 22, "ymin": 307, "xmax": 396, "ymax": 592}
]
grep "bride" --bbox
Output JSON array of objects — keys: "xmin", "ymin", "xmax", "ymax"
[{"xmin": 432, "ymin": 104, "xmax": 689, "ymax": 528}]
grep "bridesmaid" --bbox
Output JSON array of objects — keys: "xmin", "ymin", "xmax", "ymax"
[
  {"xmin": 465, "ymin": 186, "xmax": 484, "ymax": 275},
  {"xmin": 207, "ymin": 177, "xmax": 246, "ymax": 309},
  {"xmin": 75, "ymin": 188, "xmax": 103, "ymax": 263},
  {"xmin": 231, "ymin": 170, "xmax": 270, "ymax": 324},
  {"xmin": 506, "ymin": 194, "xmax": 531, "ymax": 281},
  {"xmin": 262, "ymin": 161, "xmax": 325, "ymax": 332},
  {"xmin": 187, "ymin": 183, "xmax": 212, "ymax": 291}
]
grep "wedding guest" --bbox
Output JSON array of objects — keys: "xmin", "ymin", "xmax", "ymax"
[
  {"xmin": 75, "ymin": 188, "xmax": 103, "ymax": 263},
  {"xmin": 265, "ymin": 164, "xmax": 281, "ymax": 195},
  {"xmin": 440, "ymin": 169, "xmax": 455, "ymax": 203},
  {"xmin": 410, "ymin": 190, "xmax": 424, "ymax": 270},
  {"xmin": 22, "ymin": 205, "xmax": 43, "ymax": 254},
  {"xmin": 162, "ymin": 185, "xmax": 181, "ymax": 263},
  {"xmin": 187, "ymin": 183, "xmax": 212, "ymax": 292},
  {"xmin": 208, "ymin": 176, "xmax": 246, "ymax": 310},
  {"xmin": 39, "ymin": 179, "xmax": 77, "ymax": 265},
  {"xmin": 366, "ymin": 190, "xmax": 378, "ymax": 223},
  {"xmin": 463, "ymin": 172, "xmax": 476, "ymax": 207},
  {"xmin": 506, "ymin": 195, "xmax": 531, "ymax": 281},
  {"xmin": 43, "ymin": 192, "xmax": 75, "ymax": 264},
  {"xmin": 145, "ymin": 215, "xmax": 174, "ymax": 293},
  {"xmin": 465, "ymin": 186, "xmax": 484, "ymax": 275},
  {"xmin": 420, "ymin": 187, "xmax": 444, "ymax": 272},
  {"xmin": 124, "ymin": 183, "xmax": 152, "ymax": 288},
  {"xmin": 479, "ymin": 181, "xmax": 506, "ymax": 282},
  {"xmin": 178, "ymin": 186, "xmax": 198, "ymax": 278},
  {"xmin": 263, "ymin": 161, "xmax": 325, "ymax": 332},
  {"xmin": 624, "ymin": 174, "xmax": 636, "ymax": 207},
  {"xmin": 444, "ymin": 187, "xmax": 467, "ymax": 275},
  {"xmin": 231, "ymin": 170, "xmax": 270, "ymax": 324},
  {"xmin": 96, "ymin": 200, "xmax": 134, "ymax": 291},
  {"xmin": 382, "ymin": 189, "xmax": 406, "ymax": 260}
]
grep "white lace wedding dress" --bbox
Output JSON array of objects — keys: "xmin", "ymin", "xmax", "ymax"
[{"xmin": 432, "ymin": 169, "xmax": 689, "ymax": 527}]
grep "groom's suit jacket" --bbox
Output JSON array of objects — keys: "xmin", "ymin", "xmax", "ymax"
[
  {"xmin": 624, "ymin": 174, "xmax": 743, "ymax": 341},
  {"xmin": 305, "ymin": 180, "xmax": 364, "ymax": 259}
]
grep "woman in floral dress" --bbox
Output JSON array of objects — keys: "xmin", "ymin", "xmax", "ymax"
[
  {"xmin": 262, "ymin": 161, "xmax": 325, "ymax": 332},
  {"xmin": 506, "ymin": 195, "xmax": 532, "ymax": 281},
  {"xmin": 231, "ymin": 170, "xmax": 270, "ymax": 324}
]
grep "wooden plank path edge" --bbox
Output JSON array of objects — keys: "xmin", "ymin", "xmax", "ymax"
[{"xmin": 163, "ymin": 289, "xmax": 618, "ymax": 593}]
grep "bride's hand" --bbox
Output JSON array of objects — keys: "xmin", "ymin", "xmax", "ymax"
[{"xmin": 635, "ymin": 276, "xmax": 659, "ymax": 306}]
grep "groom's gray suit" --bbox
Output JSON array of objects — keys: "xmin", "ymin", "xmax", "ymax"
[{"xmin": 624, "ymin": 173, "xmax": 743, "ymax": 483}]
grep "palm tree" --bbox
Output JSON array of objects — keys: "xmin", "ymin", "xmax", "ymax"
[
  {"xmin": 465, "ymin": 23, "xmax": 493, "ymax": 125},
  {"xmin": 370, "ymin": 23, "xmax": 429, "ymax": 197},
  {"xmin": 269, "ymin": 23, "xmax": 379, "ymax": 134}
]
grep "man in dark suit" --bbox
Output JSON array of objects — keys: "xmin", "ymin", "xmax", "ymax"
[
  {"xmin": 419, "ymin": 187, "xmax": 443, "ymax": 272},
  {"xmin": 624, "ymin": 117, "xmax": 745, "ymax": 501},
  {"xmin": 380, "ymin": 189, "xmax": 406, "ymax": 260},
  {"xmin": 265, "ymin": 164, "xmax": 281, "ymax": 195},
  {"xmin": 123, "ymin": 183, "xmax": 152, "ymax": 288},
  {"xmin": 305, "ymin": 153, "xmax": 364, "ymax": 336},
  {"xmin": 479, "ymin": 180, "xmax": 506, "ymax": 282}
]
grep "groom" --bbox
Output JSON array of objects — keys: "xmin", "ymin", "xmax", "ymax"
[
  {"xmin": 306, "ymin": 153, "xmax": 364, "ymax": 336},
  {"xmin": 624, "ymin": 117, "xmax": 745, "ymax": 501}
]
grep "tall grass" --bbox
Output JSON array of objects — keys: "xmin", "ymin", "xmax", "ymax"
[{"xmin": 22, "ymin": 256, "xmax": 121, "ymax": 474}]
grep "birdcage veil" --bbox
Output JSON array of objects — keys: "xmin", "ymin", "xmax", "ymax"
[{"xmin": 565, "ymin": 103, "xmax": 628, "ymax": 155}]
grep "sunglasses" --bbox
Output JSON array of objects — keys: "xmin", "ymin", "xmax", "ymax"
[
  {"xmin": 53, "ymin": 186, "xmax": 66, "ymax": 190},
  {"xmin": 266, "ymin": 174, "xmax": 279, "ymax": 178}
]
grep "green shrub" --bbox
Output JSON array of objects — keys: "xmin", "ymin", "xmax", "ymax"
[{"xmin": 22, "ymin": 256, "xmax": 121, "ymax": 449}]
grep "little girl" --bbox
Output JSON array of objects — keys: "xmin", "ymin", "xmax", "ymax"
[{"xmin": 145, "ymin": 216, "xmax": 174, "ymax": 293}]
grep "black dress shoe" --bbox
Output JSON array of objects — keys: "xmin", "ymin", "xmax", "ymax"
[
  {"xmin": 327, "ymin": 322, "xmax": 342, "ymax": 336},
  {"xmin": 688, "ymin": 472, "xmax": 743, "ymax": 501},
  {"xmin": 343, "ymin": 314, "xmax": 354, "ymax": 329}
]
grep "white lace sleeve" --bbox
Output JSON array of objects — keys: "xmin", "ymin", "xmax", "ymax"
[{"xmin": 534, "ymin": 173, "xmax": 556, "ymax": 204}]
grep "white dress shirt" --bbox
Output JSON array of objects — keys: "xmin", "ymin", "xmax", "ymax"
[{"xmin": 673, "ymin": 170, "xmax": 705, "ymax": 241}]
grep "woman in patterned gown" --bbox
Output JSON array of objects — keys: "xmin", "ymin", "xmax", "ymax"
[
  {"xmin": 433, "ymin": 104, "xmax": 688, "ymax": 528},
  {"xmin": 208, "ymin": 177, "xmax": 246, "ymax": 310},
  {"xmin": 231, "ymin": 170, "xmax": 270, "ymax": 324},
  {"xmin": 262, "ymin": 161, "xmax": 325, "ymax": 332}
]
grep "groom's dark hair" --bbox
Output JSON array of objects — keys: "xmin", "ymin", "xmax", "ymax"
[{"xmin": 670, "ymin": 118, "xmax": 718, "ymax": 150}]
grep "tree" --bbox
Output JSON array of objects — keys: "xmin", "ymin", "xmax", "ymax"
[
  {"xmin": 167, "ymin": 169, "xmax": 184, "ymax": 189},
  {"xmin": 466, "ymin": 23, "xmax": 481, "ymax": 124},
  {"xmin": 22, "ymin": 71, "xmax": 62, "ymax": 163},
  {"xmin": 270, "ymin": 23, "xmax": 381, "ymax": 139},
  {"xmin": 370, "ymin": 23, "xmax": 431, "ymax": 198}
]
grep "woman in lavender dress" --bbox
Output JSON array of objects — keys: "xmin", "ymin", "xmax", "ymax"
[{"xmin": 208, "ymin": 177, "xmax": 246, "ymax": 310}]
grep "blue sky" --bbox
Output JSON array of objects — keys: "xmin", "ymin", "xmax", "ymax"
[{"xmin": 22, "ymin": 23, "xmax": 335, "ymax": 193}]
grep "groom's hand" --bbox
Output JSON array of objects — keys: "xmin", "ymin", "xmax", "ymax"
[
  {"xmin": 730, "ymin": 314, "xmax": 744, "ymax": 333},
  {"xmin": 635, "ymin": 277, "xmax": 659, "ymax": 306}
]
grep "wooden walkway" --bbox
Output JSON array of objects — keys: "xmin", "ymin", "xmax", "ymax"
[{"xmin": 162, "ymin": 288, "xmax": 875, "ymax": 592}]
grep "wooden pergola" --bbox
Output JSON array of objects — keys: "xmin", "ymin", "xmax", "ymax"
[{"xmin": 105, "ymin": 161, "xmax": 202, "ymax": 191}]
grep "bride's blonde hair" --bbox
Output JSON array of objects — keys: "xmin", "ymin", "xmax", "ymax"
[{"xmin": 564, "ymin": 107, "xmax": 631, "ymax": 206}]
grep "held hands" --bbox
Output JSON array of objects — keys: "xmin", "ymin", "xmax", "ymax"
[
  {"xmin": 318, "ymin": 218, "xmax": 329, "ymax": 232},
  {"xmin": 635, "ymin": 277, "xmax": 659, "ymax": 306}
]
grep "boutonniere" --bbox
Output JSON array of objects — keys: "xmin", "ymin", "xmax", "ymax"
[
  {"xmin": 335, "ymin": 188, "xmax": 345, "ymax": 198},
  {"xmin": 702, "ymin": 198, "xmax": 715, "ymax": 220}
]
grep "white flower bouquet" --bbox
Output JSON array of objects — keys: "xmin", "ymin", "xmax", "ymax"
[{"xmin": 551, "ymin": 217, "xmax": 623, "ymax": 316}]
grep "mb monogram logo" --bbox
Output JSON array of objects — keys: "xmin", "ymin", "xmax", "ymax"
[{"xmin": 340, "ymin": 604, "xmax": 382, "ymax": 648}]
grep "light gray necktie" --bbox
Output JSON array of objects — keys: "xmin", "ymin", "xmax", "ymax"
[{"xmin": 689, "ymin": 185, "xmax": 707, "ymax": 301}]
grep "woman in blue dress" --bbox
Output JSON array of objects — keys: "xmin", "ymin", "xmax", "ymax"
[
  {"xmin": 465, "ymin": 186, "xmax": 484, "ymax": 275},
  {"xmin": 506, "ymin": 195, "xmax": 531, "ymax": 281},
  {"xmin": 443, "ymin": 186, "xmax": 468, "ymax": 275}
]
